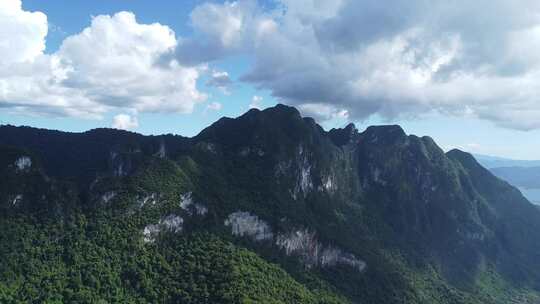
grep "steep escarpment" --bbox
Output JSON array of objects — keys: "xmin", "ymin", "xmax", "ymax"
[{"xmin": 1, "ymin": 104, "xmax": 540, "ymax": 303}]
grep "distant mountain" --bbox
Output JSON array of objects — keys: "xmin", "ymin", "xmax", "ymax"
[
  {"xmin": 474, "ymin": 153, "xmax": 540, "ymax": 169},
  {"xmin": 490, "ymin": 166, "xmax": 540, "ymax": 189},
  {"xmin": 490, "ymin": 167, "xmax": 540, "ymax": 205},
  {"xmin": 1, "ymin": 105, "xmax": 540, "ymax": 303},
  {"xmin": 474, "ymin": 154, "xmax": 540, "ymax": 205}
]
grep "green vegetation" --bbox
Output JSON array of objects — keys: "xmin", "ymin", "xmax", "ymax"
[
  {"xmin": 1, "ymin": 105, "xmax": 540, "ymax": 303},
  {"xmin": 0, "ymin": 213, "xmax": 345, "ymax": 303}
]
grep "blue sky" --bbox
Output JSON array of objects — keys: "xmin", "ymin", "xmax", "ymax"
[{"xmin": 1, "ymin": 0, "xmax": 540, "ymax": 160}]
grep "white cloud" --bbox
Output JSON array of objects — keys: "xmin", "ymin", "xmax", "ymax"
[
  {"xmin": 6, "ymin": 0, "xmax": 540, "ymax": 131},
  {"xmin": 112, "ymin": 113, "xmax": 139, "ymax": 130},
  {"xmin": 298, "ymin": 103, "xmax": 349, "ymax": 121},
  {"xmin": 0, "ymin": 6, "xmax": 206, "ymax": 119},
  {"xmin": 206, "ymin": 101, "xmax": 222, "ymax": 111},
  {"xmin": 190, "ymin": 1, "xmax": 251, "ymax": 48},
  {"xmin": 249, "ymin": 95, "xmax": 263, "ymax": 109},
  {"xmin": 0, "ymin": 0, "xmax": 47, "ymax": 65},
  {"xmin": 182, "ymin": 0, "xmax": 540, "ymax": 131},
  {"xmin": 57, "ymin": 12, "xmax": 207, "ymax": 114},
  {"xmin": 174, "ymin": 0, "xmax": 267, "ymax": 65}
]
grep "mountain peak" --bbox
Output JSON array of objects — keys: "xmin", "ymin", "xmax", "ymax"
[
  {"xmin": 261, "ymin": 103, "xmax": 302, "ymax": 118},
  {"xmin": 446, "ymin": 149, "xmax": 489, "ymax": 174},
  {"xmin": 360, "ymin": 125, "xmax": 407, "ymax": 145},
  {"xmin": 446, "ymin": 148, "xmax": 476, "ymax": 163},
  {"xmin": 328, "ymin": 123, "xmax": 359, "ymax": 146},
  {"xmin": 195, "ymin": 103, "xmax": 314, "ymax": 148},
  {"xmin": 344, "ymin": 122, "xmax": 357, "ymax": 131}
]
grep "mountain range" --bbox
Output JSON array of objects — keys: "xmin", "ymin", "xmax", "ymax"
[
  {"xmin": 474, "ymin": 155, "xmax": 540, "ymax": 205},
  {"xmin": 474, "ymin": 154, "xmax": 540, "ymax": 169},
  {"xmin": 1, "ymin": 104, "xmax": 540, "ymax": 303}
]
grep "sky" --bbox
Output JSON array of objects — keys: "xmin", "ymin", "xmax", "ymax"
[{"xmin": 1, "ymin": 0, "xmax": 540, "ymax": 160}]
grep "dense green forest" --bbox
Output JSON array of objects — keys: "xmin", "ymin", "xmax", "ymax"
[{"xmin": 0, "ymin": 216, "xmax": 345, "ymax": 303}]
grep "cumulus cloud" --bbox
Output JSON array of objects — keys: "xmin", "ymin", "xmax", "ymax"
[
  {"xmin": 181, "ymin": 0, "xmax": 540, "ymax": 130},
  {"xmin": 112, "ymin": 113, "xmax": 139, "ymax": 130},
  {"xmin": 0, "ymin": 0, "xmax": 47, "ymax": 65},
  {"xmin": 6, "ymin": 0, "xmax": 540, "ymax": 131},
  {"xmin": 0, "ymin": 2, "xmax": 206, "ymax": 119},
  {"xmin": 58, "ymin": 12, "xmax": 207, "ymax": 114},
  {"xmin": 298, "ymin": 103, "xmax": 349, "ymax": 121},
  {"xmin": 174, "ymin": 1, "xmax": 260, "ymax": 65}
]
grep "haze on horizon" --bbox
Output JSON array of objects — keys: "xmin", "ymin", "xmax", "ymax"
[{"xmin": 1, "ymin": 0, "xmax": 540, "ymax": 160}]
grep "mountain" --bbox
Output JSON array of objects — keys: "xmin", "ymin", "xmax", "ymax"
[
  {"xmin": 489, "ymin": 167, "xmax": 540, "ymax": 190},
  {"xmin": 474, "ymin": 155, "xmax": 540, "ymax": 205},
  {"xmin": 488, "ymin": 167, "xmax": 540, "ymax": 205},
  {"xmin": 1, "ymin": 104, "xmax": 540, "ymax": 303},
  {"xmin": 474, "ymin": 154, "xmax": 540, "ymax": 169}
]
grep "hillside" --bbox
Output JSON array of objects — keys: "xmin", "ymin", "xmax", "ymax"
[{"xmin": 1, "ymin": 105, "xmax": 540, "ymax": 303}]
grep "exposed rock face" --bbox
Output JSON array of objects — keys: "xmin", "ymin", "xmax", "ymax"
[
  {"xmin": 11, "ymin": 194, "xmax": 23, "ymax": 206},
  {"xmin": 370, "ymin": 165, "xmax": 387, "ymax": 186},
  {"xmin": 276, "ymin": 229, "xmax": 366, "ymax": 272},
  {"xmin": 225, "ymin": 211, "xmax": 274, "ymax": 241},
  {"xmin": 275, "ymin": 145, "xmax": 315, "ymax": 200},
  {"xmin": 224, "ymin": 211, "xmax": 366, "ymax": 272},
  {"xmin": 296, "ymin": 145, "xmax": 313, "ymax": 198},
  {"xmin": 14, "ymin": 156, "xmax": 31, "ymax": 172},
  {"xmin": 110, "ymin": 152, "xmax": 125, "ymax": 177},
  {"xmin": 143, "ymin": 214, "xmax": 183, "ymax": 243},
  {"xmin": 320, "ymin": 173, "xmax": 337, "ymax": 193},
  {"xmin": 143, "ymin": 225, "xmax": 160, "ymax": 243},
  {"xmin": 179, "ymin": 192, "xmax": 208, "ymax": 216},
  {"xmin": 138, "ymin": 193, "xmax": 157, "ymax": 208},
  {"xmin": 101, "ymin": 191, "xmax": 117, "ymax": 204},
  {"xmin": 160, "ymin": 215, "xmax": 183, "ymax": 233},
  {"xmin": 319, "ymin": 248, "xmax": 367, "ymax": 271},
  {"xmin": 110, "ymin": 151, "xmax": 138, "ymax": 177},
  {"xmin": 156, "ymin": 142, "xmax": 166, "ymax": 158}
]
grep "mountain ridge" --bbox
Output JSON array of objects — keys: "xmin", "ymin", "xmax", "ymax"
[{"xmin": 1, "ymin": 104, "xmax": 540, "ymax": 303}]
